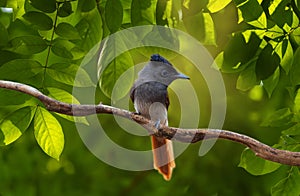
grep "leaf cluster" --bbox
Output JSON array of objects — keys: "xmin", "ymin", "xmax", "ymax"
[{"xmin": 216, "ymin": 0, "xmax": 300, "ymax": 194}]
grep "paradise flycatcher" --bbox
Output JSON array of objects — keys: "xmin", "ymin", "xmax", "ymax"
[{"xmin": 130, "ymin": 54, "xmax": 189, "ymax": 180}]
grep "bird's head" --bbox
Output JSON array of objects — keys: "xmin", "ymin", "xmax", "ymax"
[{"xmin": 137, "ymin": 54, "xmax": 189, "ymax": 86}]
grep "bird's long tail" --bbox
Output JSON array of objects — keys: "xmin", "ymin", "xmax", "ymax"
[{"xmin": 151, "ymin": 136, "xmax": 176, "ymax": 180}]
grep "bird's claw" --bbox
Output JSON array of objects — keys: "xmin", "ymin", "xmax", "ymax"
[{"xmin": 154, "ymin": 120, "xmax": 161, "ymax": 129}]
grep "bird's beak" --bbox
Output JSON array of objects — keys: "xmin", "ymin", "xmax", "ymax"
[{"xmin": 177, "ymin": 73, "xmax": 190, "ymax": 80}]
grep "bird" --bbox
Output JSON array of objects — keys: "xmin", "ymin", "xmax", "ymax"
[{"xmin": 130, "ymin": 54, "xmax": 189, "ymax": 180}]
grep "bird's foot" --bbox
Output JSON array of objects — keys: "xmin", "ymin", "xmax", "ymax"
[
  {"xmin": 154, "ymin": 120, "xmax": 164, "ymax": 136},
  {"xmin": 154, "ymin": 120, "xmax": 161, "ymax": 129}
]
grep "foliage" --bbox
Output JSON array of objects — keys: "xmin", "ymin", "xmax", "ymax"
[{"xmin": 0, "ymin": 0, "xmax": 300, "ymax": 195}]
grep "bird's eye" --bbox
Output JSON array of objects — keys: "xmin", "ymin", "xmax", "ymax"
[{"xmin": 161, "ymin": 70, "xmax": 168, "ymax": 77}]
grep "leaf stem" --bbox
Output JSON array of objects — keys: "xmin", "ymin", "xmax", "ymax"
[{"xmin": 42, "ymin": 2, "xmax": 59, "ymax": 89}]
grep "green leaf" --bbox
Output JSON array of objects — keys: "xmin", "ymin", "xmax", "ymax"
[
  {"xmin": 0, "ymin": 59, "xmax": 43, "ymax": 83},
  {"xmin": 261, "ymin": 108, "xmax": 293, "ymax": 127},
  {"xmin": 279, "ymin": 135, "xmax": 300, "ymax": 151},
  {"xmin": 98, "ymin": 38, "xmax": 134, "ymax": 99},
  {"xmin": 202, "ymin": 13, "xmax": 216, "ymax": 45},
  {"xmin": 294, "ymin": 88, "xmax": 300, "ymax": 113},
  {"xmin": 70, "ymin": 47, "xmax": 86, "ymax": 59},
  {"xmin": 105, "ymin": 0, "xmax": 123, "ymax": 33},
  {"xmin": 0, "ymin": 8, "xmax": 12, "ymax": 28},
  {"xmin": 75, "ymin": 8, "xmax": 103, "ymax": 51},
  {"xmin": 23, "ymin": 11, "xmax": 53, "ymax": 30},
  {"xmin": 292, "ymin": 112, "xmax": 300, "ymax": 124},
  {"xmin": 0, "ymin": 22, "xmax": 9, "ymax": 46},
  {"xmin": 47, "ymin": 87, "xmax": 77, "ymax": 104},
  {"xmin": 182, "ymin": 0, "xmax": 208, "ymax": 14},
  {"xmin": 55, "ymin": 22, "xmax": 81, "ymax": 40},
  {"xmin": 78, "ymin": 0, "xmax": 96, "ymax": 12},
  {"xmin": 141, "ymin": 26, "xmax": 180, "ymax": 55},
  {"xmin": 269, "ymin": 0, "xmax": 293, "ymax": 28},
  {"xmin": 291, "ymin": 27, "xmax": 300, "ymax": 45},
  {"xmin": 57, "ymin": 1, "xmax": 73, "ymax": 17},
  {"xmin": 0, "ymin": 106, "xmax": 35, "ymax": 145},
  {"xmin": 291, "ymin": 11, "xmax": 300, "ymax": 28},
  {"xmin": 131, "ymin": 0, "xmax": 157, "ymax": 26},
  {"xmin": 216, "ymin": 32, "xmax": 261, "ymax": 73},
  {"xmin": 239, "ymin": 148, "xmax": 281, "ymax": 175},
  {"xmin": 248, "ymin": 85, "xmax": 264, "ymax": 101},
  {"xmin": 30, "ymin": 0, "xmax": 57, "ymax": 13},
  {"xmin": 51, "ymin": 39, "xmax": 74, "ymax": 59},
  {"xmin": 235, "ymin": 0, "xmax": 267, "ymax": 28},
  {"xmin": 265, "ymin": 24, "xmax": 285, "ymax": 40},
  {"xmin": 282, "ymin": 123, "xmax": 300, "ymax": 136},
  {"xmin": 242, "ymin": 29, "xmax": 265, "ymax": 42},
  {"xmin": 274, "ymin": 39, "xmax": 293, "ymax": 73},
  {"xmin": 236, "ymin": 60, "xmax": 258, "ymax": 91},
  {"xmin": 290, "ymin": 47, "xmax": 300, "ymax": 86},
  {"xmin": 46, "ymin": 63, "xmax": 95, "ymax": 87},
  {"xmin": 256, "ymin": 44, "xmax": 280, "ymax": 80},
  {"xmin": 183, "ymin": 12, "xmax": 216, "ymax": 45},
  {"xmin": 183, "ymin": 13, "xmax": 205, "ymax": 42},
  {"xmin": 6, "ymin": 35, "xmax": 48, "ymax": 55},
  {"xmin": 214, "ymin": 51, "xmax": 224, "ymax": 70},
  {"xmin": 296, "ymin": 0, "xmax": 300, "ymax": 10},
  {"xmin": 156, "ymin": 0, "xmax": 172, "ymax": 26},
  {"xmin": 0, "ymin": 50, "xmax": 21, "ymax": 66},
  {"xmin": 0, "ymin": 89, "xmax": 34, "ymax": 106},
  {"xmin": 207, "ymin": 0, "xmax": 232, "ymax": 13},
  {"xmin": 34, "ymin": 107, "xmax": 64, "ymax": 160},
  {"xmin": 51, "ymin": 39, "xmax": 85, "ymax": 60},
  {"xmin": 46, "ymin": 88, "xmax": 89, "ymax": 125},
  {"xmin": 7, "ymin": 19, "xmax": 39, "ymax": 40},
  {"xmin": 262, "ymin": 66, "xmax": 280, "ymax": 97},
  {"xmin": 6, "ymin": 0, "xmax": 25, "ymax": 19},
  {"xmin": 271, "ymin": 167, "xmax": 300, "ymax": 196}
]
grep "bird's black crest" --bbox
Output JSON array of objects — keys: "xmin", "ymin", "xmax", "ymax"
[{"xmin": 150, "ymin": 54, "xmax": 172, "ymax": 66}]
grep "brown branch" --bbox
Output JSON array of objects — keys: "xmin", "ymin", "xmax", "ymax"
[{"xmin": 1, "ymin": 80, "xmax": 300, "ymax": 166}]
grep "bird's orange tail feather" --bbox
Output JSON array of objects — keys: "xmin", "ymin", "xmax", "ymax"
[{"xmin": 151, "ymin": 136, "xmax": 175, "ymax": 181}]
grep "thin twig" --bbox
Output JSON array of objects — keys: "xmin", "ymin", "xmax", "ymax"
[{"xmin": 1, "ymin": 80, "xmax": 300, "ymax": 166}]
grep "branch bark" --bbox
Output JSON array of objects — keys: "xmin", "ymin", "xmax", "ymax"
[{"xmin": 1, "ymin": 80, "xmax": 300, "ymax": 166}]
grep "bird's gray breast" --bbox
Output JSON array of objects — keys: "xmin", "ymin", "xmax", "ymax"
[{"xmin": 133, "ymin": 82, "xmax": 168, "ymax": 123}]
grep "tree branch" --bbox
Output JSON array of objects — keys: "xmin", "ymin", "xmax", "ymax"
[{"xmin": 1, "ymin": 80, "xmax": 300, "ymax": 166}]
